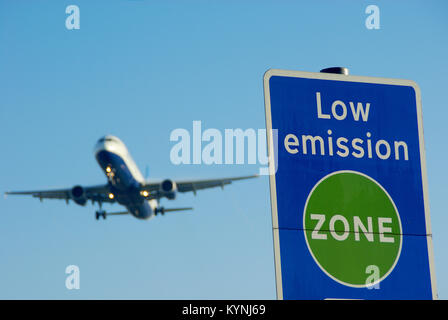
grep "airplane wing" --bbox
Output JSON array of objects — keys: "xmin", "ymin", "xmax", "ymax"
[
  {"xmin": 140, "ymin": 174, "xmax": 258, "ymax": 197},
  {"xmin": 4, "ymin": 184, "xmax": 114, "ymax": 204},
  {"xmin": 176, "ymin": 174, "xmax": 259, "ymax": 194}
]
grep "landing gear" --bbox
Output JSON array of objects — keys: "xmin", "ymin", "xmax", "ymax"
[
  {"xmin": 95, "ymin": 210, "xmax": 107, "ymax": 220},
  {"xmin": 154, "ymin": 207, "xmax": 165, "ymax": 216}
]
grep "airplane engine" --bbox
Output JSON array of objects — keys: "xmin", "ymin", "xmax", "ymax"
[
  {"xmin": 160, "ymin": 179, "xmax": 177, "ymax": 200},
  {"xmin": 71, "ymin": 185, "xmax": 87, "ymax": 206}
]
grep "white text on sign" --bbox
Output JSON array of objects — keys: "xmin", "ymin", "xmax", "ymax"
[{"xmin": 283, "ymin": 92, "xmax": 409, "ymax": 161}]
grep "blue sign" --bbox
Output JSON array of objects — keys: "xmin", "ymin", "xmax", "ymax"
[{"xmin": 263, "ymin": 69, "xmax": 437, "ymax": 300}]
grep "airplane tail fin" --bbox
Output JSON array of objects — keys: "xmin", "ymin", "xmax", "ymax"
[{"xmin": 145, "ymin": 165, "xmax": 149, "ymax": 181}]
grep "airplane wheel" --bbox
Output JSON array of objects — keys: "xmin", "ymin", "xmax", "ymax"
[{"xmin": 96, "ymin": 211, "xmax": 106, "ymax": 220}]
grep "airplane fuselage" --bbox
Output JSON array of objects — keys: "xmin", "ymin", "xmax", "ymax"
[{"xmin": 94, "ymin": 136, "xmax": 157, "ymax": 220}]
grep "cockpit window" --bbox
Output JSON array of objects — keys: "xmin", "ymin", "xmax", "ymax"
[{"xmin": 99, "ymin": 137, "xmax": 115, "ymax": 143}]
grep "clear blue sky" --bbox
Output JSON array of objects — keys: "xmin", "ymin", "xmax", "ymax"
[{"xmin": 0, "ymin": 0, "xmax": 446, "ymax": 299}]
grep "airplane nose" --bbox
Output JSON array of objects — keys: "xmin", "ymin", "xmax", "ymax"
[
  {"xmin": 94, "ymin": 137, "xmax": 110, "ymax": 155},
  {"xmin": 94, "ymin": 135, "xmax": 126, "ymax": 157}
]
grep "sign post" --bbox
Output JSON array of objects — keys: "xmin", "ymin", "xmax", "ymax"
[{"xmin": 263, "ymin": 69, "xmax": 437, "ymax": 299}]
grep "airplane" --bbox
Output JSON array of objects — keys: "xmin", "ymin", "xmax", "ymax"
[{"xmin": 5, "ymin": 135, "xmax": 258, "ymax": 220}]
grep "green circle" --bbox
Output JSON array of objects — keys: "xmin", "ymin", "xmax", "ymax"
[{"xmin": 303, "ymin": 171, "xmax": 402, "ymax": 287}]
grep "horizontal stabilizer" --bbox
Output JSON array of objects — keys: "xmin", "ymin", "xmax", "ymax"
[
  {"xmin": 106, "ymin": 211, "xmax": 129, "ymax": 216},
  {"xmin": 164, "ymin": 207, "xmax": 193, "ymax": 213},
  {"xmin": 95, "ymin": 210, "xmax": 128, "ymax": 220},
  {"xmin": 154, "ymin": 207, "xmax": 193, "ymax": 215}
]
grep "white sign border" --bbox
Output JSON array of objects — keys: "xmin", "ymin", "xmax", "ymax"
[{"xmin": 263, "ymin": 68, "xmax": 437, "ymax": 300}]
